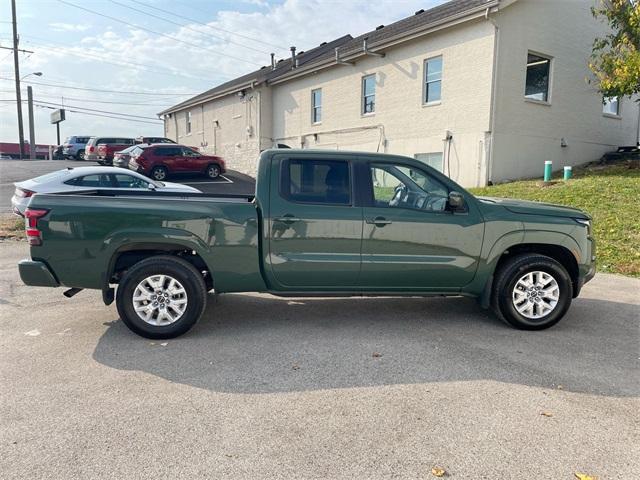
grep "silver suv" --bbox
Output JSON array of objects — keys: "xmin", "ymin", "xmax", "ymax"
[{"xmin": 62, "ymin": 136, "xmax": 90, "ymax": 160}]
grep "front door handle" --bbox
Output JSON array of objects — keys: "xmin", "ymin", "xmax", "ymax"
[
  {"xmin": 274, "ymin": 214, "xmax": 300, "ymax": 225},
  {"xmin": 366, "ymin": 216, "xmax": 392, "ymax": 226}
]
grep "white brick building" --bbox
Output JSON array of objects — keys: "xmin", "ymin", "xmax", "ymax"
[{"xmin": 160, "ymin": 0, "xmax": 639, "ymax": 187}]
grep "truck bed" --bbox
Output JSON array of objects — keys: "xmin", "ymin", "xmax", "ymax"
[{"xmin": 26, "ymin": 190, "xmax": 266, "ymax": 293}]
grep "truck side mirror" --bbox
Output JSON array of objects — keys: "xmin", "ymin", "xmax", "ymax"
[{"xmin": 448, "ymin": 191, "xmax": 465, "ymax": 211}]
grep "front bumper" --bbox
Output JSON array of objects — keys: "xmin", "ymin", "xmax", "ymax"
[{"xmin": 19, "ymin": 259, "xmax": 59, "ymax": 287}]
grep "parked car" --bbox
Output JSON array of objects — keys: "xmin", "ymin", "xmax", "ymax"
[
  {"xmin": 135, "ymin": 136, "xmax": 176, "ymax": 145},
  {"xmin": 62, "ymin": 136, "xmax": 90, "ymax": 160},
  {"xmin": 97, "ymin": 138, "xmax": 137, "ymax": 165},
  {"xmin": 129, "ymin": 144, "xmax": 225, "ymax": 181},
  {"xmin": 11, "ymin": 166, "xmax": 199, "ymax": 216},
  {"xmin": 113, "ymin": 145, "xmax": 139, "ymax": 169},
  {"xmin": 84, "ymin": 137, "xmax": 136, "ymax": 163},
  {"xmin": 18, "ymin": 149, "xmax": 595, "ymax": 339}
]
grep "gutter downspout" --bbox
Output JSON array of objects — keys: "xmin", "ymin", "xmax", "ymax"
[{"xmin": 485, "ymin": 6, "xmax": 499, "ymax": 186}]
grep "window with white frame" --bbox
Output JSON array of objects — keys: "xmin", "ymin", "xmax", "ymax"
[
  {"xmin": 311, "ymin": 88, "xmax": 322, "ymax": 124},
  {"xmin": 362, "ymin": 74, "xmax": 376, "ymax": 114},
  {"xmin": 414, "ymin": 152, "xmax": 444, "ymax": 172},
  {"xmin": 603, "ymin": 96, "xmax": 620, "ymax": 116},
  {"xmin": 525, "ymin": 52, "xmax": 551, "ymax": 102},
  {"xmin": 186, "ymin": 111, "xmax": 192, "ymax": 134},
  {"xmin": 424, "ymin": 56, "xmax": 442, "ymax": 104}
]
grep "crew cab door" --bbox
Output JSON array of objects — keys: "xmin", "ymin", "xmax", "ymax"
[
  {"xmin": 267, "ymin": 154, "xmax": 362, "ymax": 289},
  {"xmin": 359, "ymin": 160, "xmax": 483, "ymax": 290}
]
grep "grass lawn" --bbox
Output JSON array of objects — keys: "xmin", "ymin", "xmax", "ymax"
[{"xmin": 470, "ymin": 163, "xmax": 640, "ymax": 277}]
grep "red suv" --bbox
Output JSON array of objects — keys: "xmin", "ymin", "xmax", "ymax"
[{"xmin": 129, "ymin": 144, "xmax": 226, "ymax": 181}]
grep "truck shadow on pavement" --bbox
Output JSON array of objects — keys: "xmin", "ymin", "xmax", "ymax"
[{"xmin": 93, "ymin": 294, "xmax": 638, "ymax": 397}]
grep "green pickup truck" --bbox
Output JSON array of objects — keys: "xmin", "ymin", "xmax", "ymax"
[{"xmin": 19, "ymin": 149, "xmax": 595, "ymax": 338}]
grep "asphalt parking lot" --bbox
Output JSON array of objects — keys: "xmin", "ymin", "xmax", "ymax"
[
  {"xmin": 0, "ymin": 238, "xmax": 638, "ymax": 479},
  {"xmin": 0, "ymin": 158, "xmax": 256, "ymax": 213}
]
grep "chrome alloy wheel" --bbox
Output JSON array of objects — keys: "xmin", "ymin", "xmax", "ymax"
[
  {"xmin": 132, "ymin": 274, "xmax": 188, "ymax": 326},
  {"xmin": 512, "ymin": 271, "xmax": 560, "ymax": 320}
]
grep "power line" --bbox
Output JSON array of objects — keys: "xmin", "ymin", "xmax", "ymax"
[
  {"xmin": 34, "ymin": 99, "xmax": 163, "ymax": 120},
  {"xmin": 108, "ymin": 0, "xmax": 272, "ymax": 55},
  {"xmin": 3, "ymin": 98, "xmax": 165, "ymax": 124},
  {"xmin": 0, "ymin": 90, "xmax": 172, "ymax": 106},
  {"xmin": 0, "ymin": 76, "xmax": 198, "ymax": 96},
  {"xmin": 22, "ymin": 39, "xmax": 216, "ymax": 83},
  {"xmin": 56, "ymin": 0, "xmax": 263, "ymax": 66},
  {"xmin": 129, "ymin": 0, "xmax": 287, "ymax": 52},
  {"xmin": 34, "ymin": 103, "xmax": 163, "ymax": 125}
]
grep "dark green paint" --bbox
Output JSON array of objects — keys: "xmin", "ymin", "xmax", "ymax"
[{"xmin": 20, "ymin": 149, "xmax": 595, "ymax": 300}]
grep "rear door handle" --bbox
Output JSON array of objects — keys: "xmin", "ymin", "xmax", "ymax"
[
  {"xmin": 366, "ymin": 216, "xmax": 392, "ymax": 226},
  {"xmin": 274, "ymin": 214, "xmax": 300, "ymax": 225}
]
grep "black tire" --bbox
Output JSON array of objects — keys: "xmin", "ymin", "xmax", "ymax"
[
  {"xmin": 206, "ymin": 163, "xmax": 221, "ymax": 179},
  {"xmin": 491, "ymin": 254, "xmax": 573, "ymax": 330},
  {"xmin": 116, "ymin": 256, "xmax": 207, "ymax": 339},
  {"xmin": 150, "ymin": 165, "xmax": 168, "ymax": 181},
  {"xmin": 76, "ymin": 150, "xmax": 85, "ymax": 161}
]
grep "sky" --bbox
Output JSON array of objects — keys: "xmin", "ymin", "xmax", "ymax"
[{"xmin": 0, "ymin": 0, "xmax": 445, "ymax": 145}]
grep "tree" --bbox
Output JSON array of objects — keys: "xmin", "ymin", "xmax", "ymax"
[{"xmin": 589, "ymin": 0, "xmax": 640, "ymax": 99}]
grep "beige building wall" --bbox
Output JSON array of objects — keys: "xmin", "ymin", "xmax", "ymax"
[
  {"xmin": 271, "ymin": 19, "xmax": 496, "ymax": 187},
  {"xmin": 164, "ymin": 86, "xmax": 271, "ymax": 175},
  {"xmin": 490, "ymin": 0, "xmax": 639, "ymax": 183}
]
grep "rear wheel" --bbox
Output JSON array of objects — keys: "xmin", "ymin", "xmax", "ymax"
[
  {"xmin": 116, "ymin": 256, "xmax": 207, "ymax": 339},
  {"xmin": 206, "ymin": 163, "xmax": 221, "ymax": 179},
  {"xmin": 150, "ymin": 166, "xmax": 168, "ymax": 181},
  {"xmin": 76, "ymin": 150, "xmax": 85, "ymax": 161},
  {"xmin": 492, "ymin": 254, "xmax": 572, "ymax": 330}
]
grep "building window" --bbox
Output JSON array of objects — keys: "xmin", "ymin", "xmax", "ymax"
[
  {"xmin": 603, "ymin": 96, "xmax": 620, "ymax": 116},
  {"xmin": 311, "ymin": 89, "xmax": 322, "ymax": 124},
  {"xmin": 186, "ymin": 111, "xmax": 192, "ymax": 134},
  {"xmin": 362, "ymin": 74, "xmax": 376, "ymax": 114},
  {"xmin": 424, "ymin": 56, "xmax": 442, "ymax": 104},
  {"xmin": 525, "ymin": 52, "xmax": 551, "ymax": 102},
  {"xmin": 414, "ymin": 152, "xmax": 444, "ymax": 172}
]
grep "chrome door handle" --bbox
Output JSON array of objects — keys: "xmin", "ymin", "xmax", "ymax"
[
  {"xmin": 366, "ymin": 216, "xmax": 392, "ymax": 226},
  {"xmin": 274, "ymin": 215, "xmax": 300, "ymax": 225}
]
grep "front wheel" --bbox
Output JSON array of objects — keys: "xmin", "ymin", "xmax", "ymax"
[
  {"xmin": 492, "ymin": 254, "xmax": 573, "ymax": 330},
  {"xmin": 206, "ymin": 164, "xmax": 221, "ymax": 179},
  {"xmin": 150, "ymin": 166, "xmax": 168, "ymax": 181},
  {"xmin": 116, "ymin": 256, "xmax": 207, "ymax": 339}
]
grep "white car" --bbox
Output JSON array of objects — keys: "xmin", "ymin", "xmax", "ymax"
[{"xmin": 11, "ymin": 166, "xmax": 200, "ymax": 216}]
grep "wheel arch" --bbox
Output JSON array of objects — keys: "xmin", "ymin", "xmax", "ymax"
[
  {"xmin": 492, "ymin": 243, "xmax": 579, "ymax": 297},
  {"xmin": 105, "ymin": 243, "xmax": 214, "ymax": 299}
]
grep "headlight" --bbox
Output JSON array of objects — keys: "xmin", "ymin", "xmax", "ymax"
[{"xmin": 574, "ymin": 218, "xmax": 591, "ymax": 236}]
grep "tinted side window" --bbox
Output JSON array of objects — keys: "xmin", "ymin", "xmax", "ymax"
[
  {"xmin": 282, "ymin": 159, "xmax": 350, "ymax": 205},
  {"xmin": 113, "ymin": 174, "xmax": 149, "ymax": 188},
  {"xmin": 155, "ymin": 147, "xmax": 180, "ymax": 156},
  {"xmin": 66, "ymin": 174, "xmax": 113, "ymax": 188}
]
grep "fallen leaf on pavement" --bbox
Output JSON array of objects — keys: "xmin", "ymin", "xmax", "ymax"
[
  {"xmin": 24, "ymin": 329, "xmax": 40, "ymax": 336},
  {"xmin": 574, "ymin": 473, "xmax": 598, "ymax": 480},
  {"xmin": 292, "ymin": 364, "xmax": 300, "ymax": 370},
  {"xmin": 540, "ymin": 411, "xmax": 553, "ymax": 417},
  {"xmin": 431, "ymin": 466, "xmax": 446, "ymax": 477},
  {"xmin": 372, "ymin": 352, "xmax": 383, "ymax": 358}
]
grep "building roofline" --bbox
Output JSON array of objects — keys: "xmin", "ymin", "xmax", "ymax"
[{"xmin": 159, "ymin": 0, "xmax": 505, "ymax": 115}]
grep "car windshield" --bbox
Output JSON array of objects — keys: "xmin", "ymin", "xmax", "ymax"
[{"xmin": 29, "ymin": 169, "xmax": 74, "ymax": 183}]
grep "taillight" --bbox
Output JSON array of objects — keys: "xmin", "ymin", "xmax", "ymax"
[
  {"xmin": 15, "ymin": 187, "xmax": 34, "ymax": 198},
  {"xmin": 24, "ymin": 208, "xmax": 49, "ymax": 246},
  {"xmin": 88, "ymin": 145, "xmax": 95, "ymax": 152}
]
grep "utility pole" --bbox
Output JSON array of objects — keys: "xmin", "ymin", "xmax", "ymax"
[
  {"xmin": 11, "ymin": 0, "xmax": 25, "ymax": 160},
  {"xmin": 27, "ymin": 86, "xmax": 35, "ymax": 158}
]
